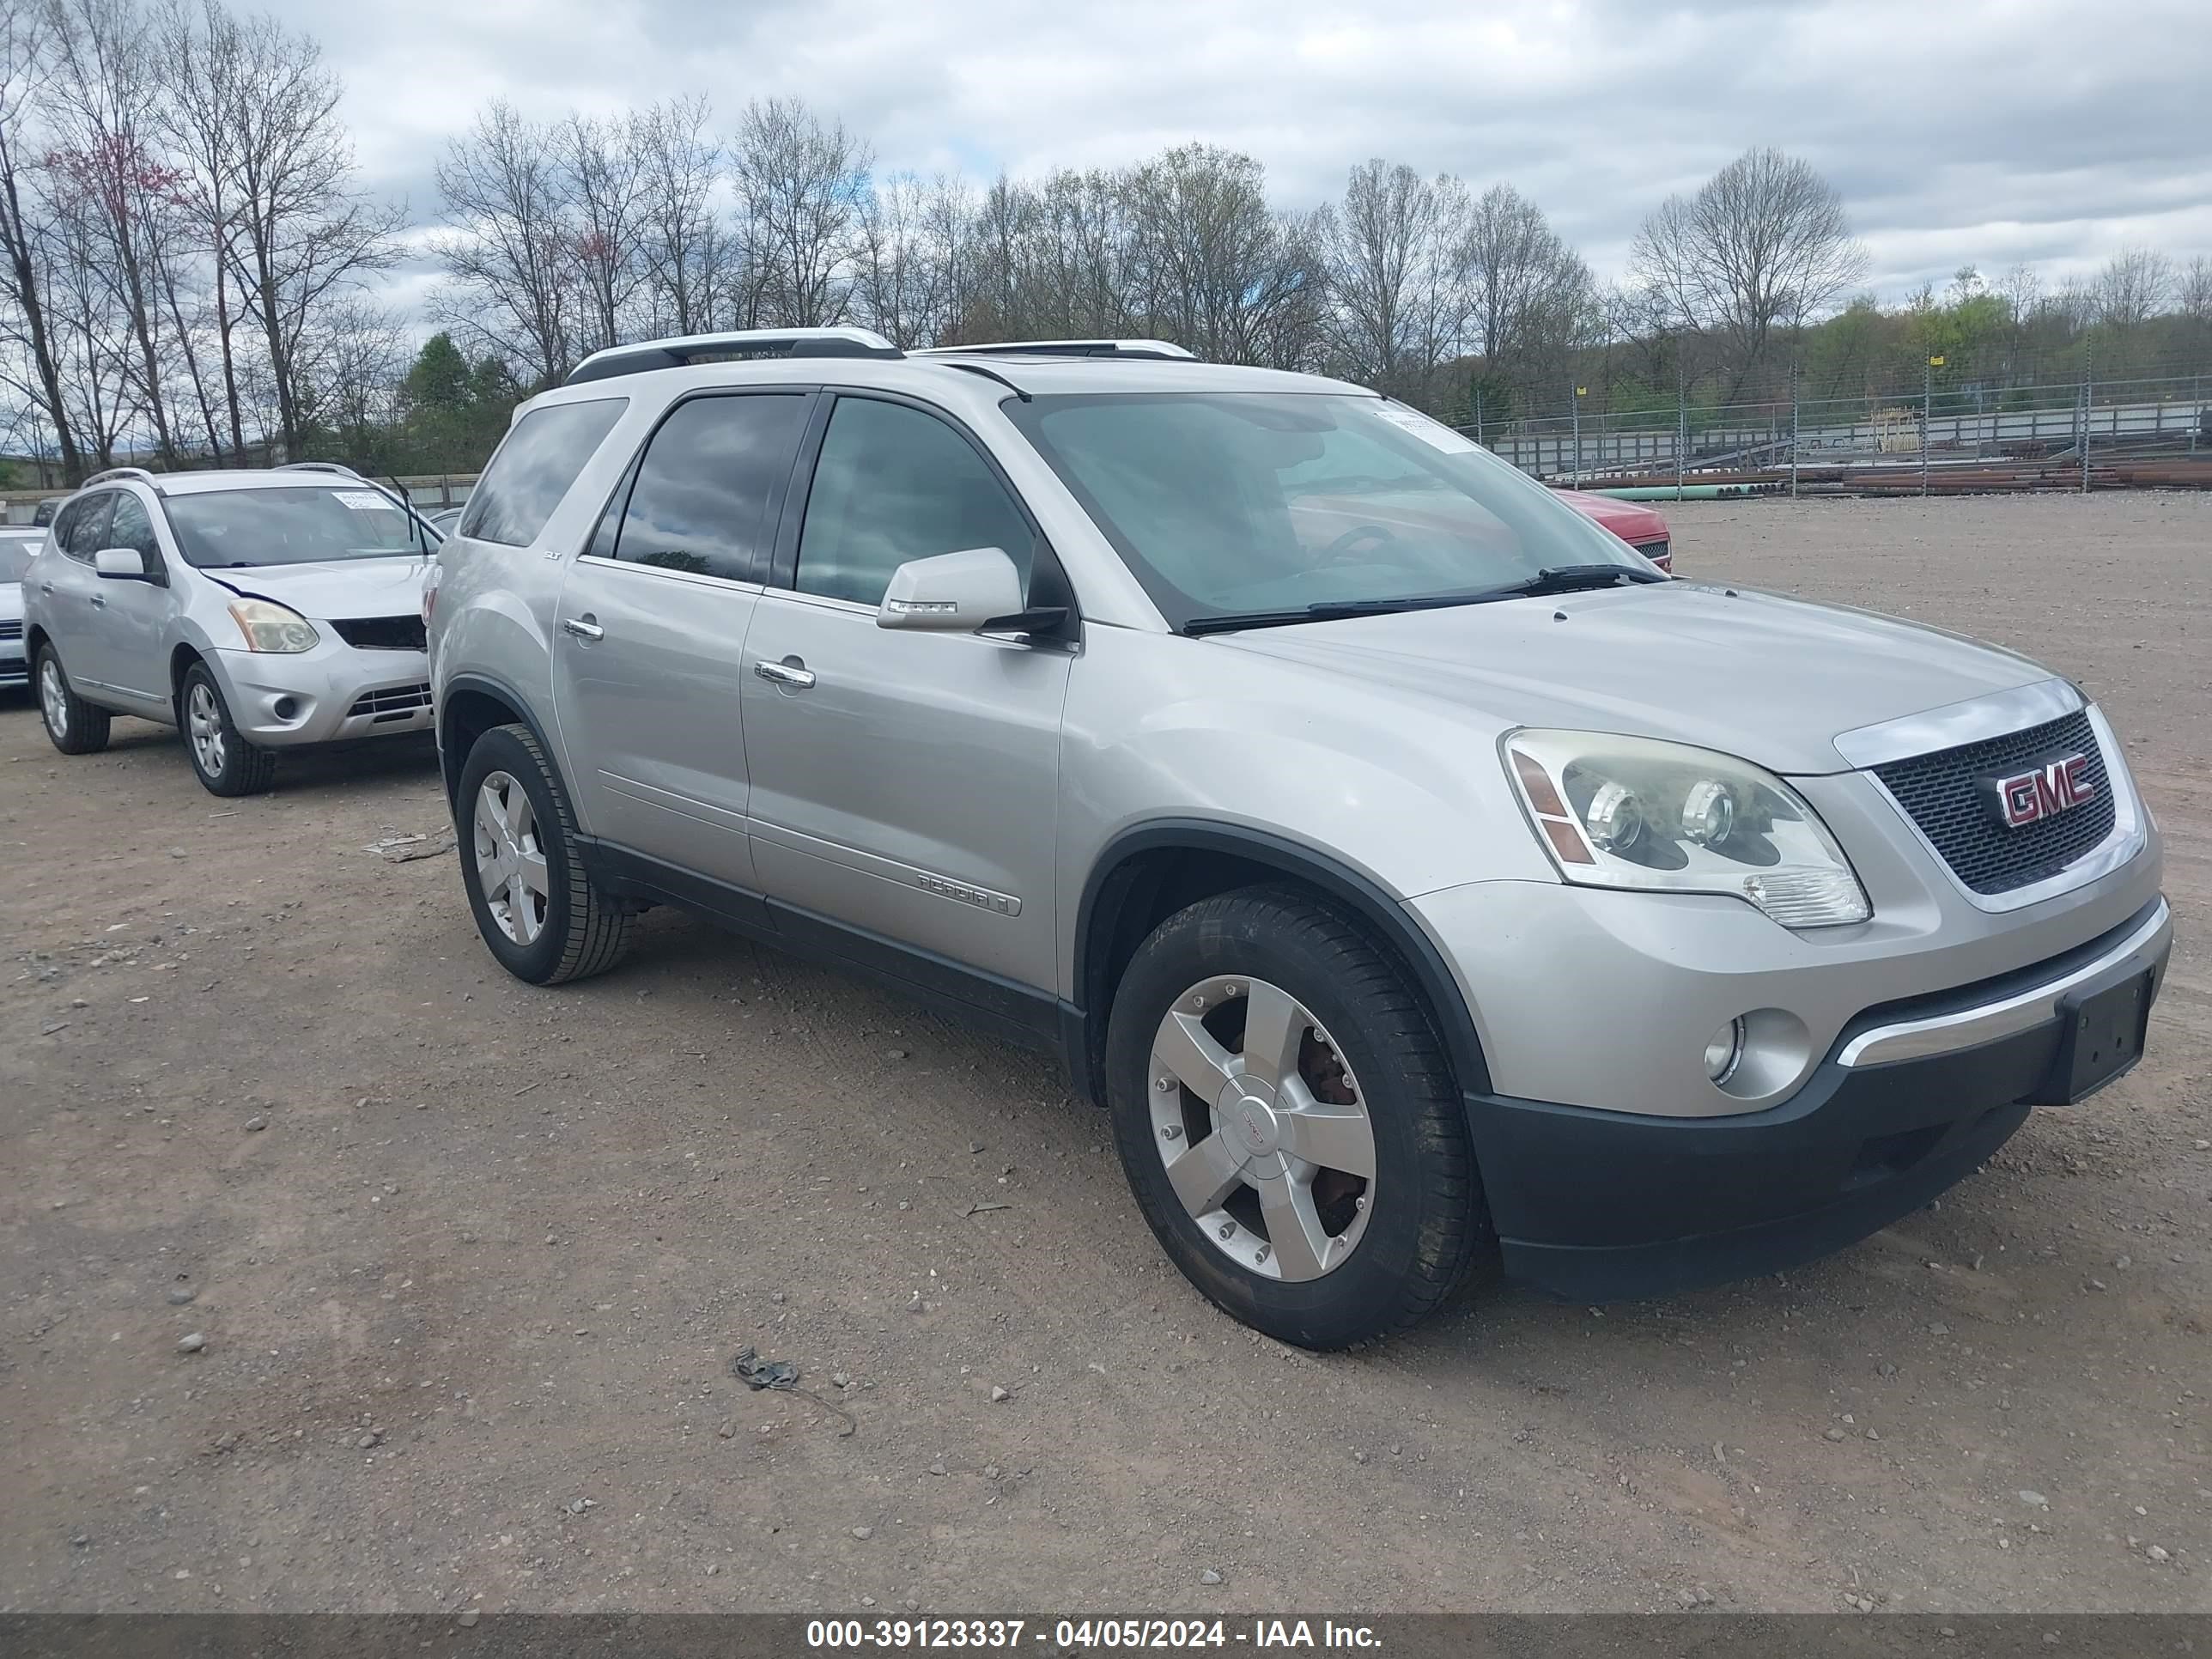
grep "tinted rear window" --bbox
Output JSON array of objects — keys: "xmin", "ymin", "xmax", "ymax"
[
  {"xmin": 461, "ymin": 398, "xmax": 626, "ymax": 547},
  {"xmin": 603, "ymin": 393, "xmax": 808, "ymax": 583}
]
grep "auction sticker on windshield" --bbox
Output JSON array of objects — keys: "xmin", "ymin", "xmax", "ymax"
[
  {"xmin": 1372, "ymin": 404, "xmax": 1479, "ymax": 453},
  {"xmin": 334, "ymin": 489, "xmax": 397, "ymax": 511}
]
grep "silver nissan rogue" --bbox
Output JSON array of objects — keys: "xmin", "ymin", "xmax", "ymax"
[
  {"xmin": 24, "ymin": 463, "xmax": 441, "ymax": 794},
  {"xmin": 425, "ymin": 330, "xmax": 2169, "ymax": 1349}
]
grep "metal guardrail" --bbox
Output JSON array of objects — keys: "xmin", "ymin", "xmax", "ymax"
[{"xmin": 0, "ymin": 471, "xmax": 483, "ymax": 525}]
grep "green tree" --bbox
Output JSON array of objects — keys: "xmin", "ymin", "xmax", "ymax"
[{"xmin": 404, "ymin": 331, "xmax": 472, "ymax": 410}]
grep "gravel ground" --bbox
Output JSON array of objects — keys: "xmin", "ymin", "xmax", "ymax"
[{"xmin": 2, "ymin": 491, "xmax": 2207, "ymax": 1614}]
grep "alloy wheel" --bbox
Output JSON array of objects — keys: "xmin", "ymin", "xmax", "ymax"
[
  {"xmin": 186, "ymin": 681, "xmax": 225, "ymax": 776},
  {"xmin": 1147, "ymin": 975, "xmax": 1377, "ymax": 1280},
  {"xmin": 473, "ymin": 770, "xmax": 551, "ymax": 945},
  {"xmin": 39, "ymin": 657, "xmax": 66, "ymax": 738}
]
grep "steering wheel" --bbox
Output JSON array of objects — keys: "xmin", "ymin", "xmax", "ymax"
[{"xmin": 1320, "ymin": 524, "xmax": 1401, "ymax": 565}]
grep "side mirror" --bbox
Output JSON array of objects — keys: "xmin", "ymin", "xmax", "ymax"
[
  {"xmin": 94, "ymin": 547, "xmax": 150, "ymax": 580},
  {"xmin": 877, "ymin": 546, "xmax": 1025, "ymax": 632}
]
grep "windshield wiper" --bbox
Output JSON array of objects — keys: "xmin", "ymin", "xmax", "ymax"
[
  {"xmin": 1490, "ymin": 563, "xmax": 1668, "ymax": 597},
  {"xmin": 1184, "ymin": 592, "xmax": 1489, "ymax": 635},
  {"xmin": 1182, "ymin": 566, "xmax": 1665, "ymax": 636}
]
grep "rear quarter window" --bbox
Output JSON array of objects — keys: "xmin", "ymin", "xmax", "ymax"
[{"xmin": 459, "ymin": 398, "xmax": 627, "ymax": 548}]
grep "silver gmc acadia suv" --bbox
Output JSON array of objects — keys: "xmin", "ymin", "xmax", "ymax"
[{"xmin": 425, "ymin": 329, "xmax": 2170, "ymax": 1349}]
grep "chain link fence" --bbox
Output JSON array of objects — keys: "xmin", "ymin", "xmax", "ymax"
[{"xmin": 1466, "ymin": 359, "xmax": 2212, "ymax": 495}]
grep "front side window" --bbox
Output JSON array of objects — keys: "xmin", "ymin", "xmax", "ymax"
[
  {"xmin": 794, "ymin": 398, "xmax": 1032, "ymax": 607},
  {"xmin": 461, "ymin": 397, "xmax": 627, "ymax": 548},
  {"xmin": 1006, "ymin": 392, "xmax": 1643, "ymax": 629},
  {"xmin": 108, "ymin": 493, "xmax": 160, "ymax": 562},
  {"xmin": 599, "ymin": 393, "xmax": 808, "ymax": 582},
  {"xmin": 61, "ymin": 493, "xmax": 112, "ymax": 562},
  {"xmin": 163, "ymin": 487, "xmax": 425, "ymax": 568}
]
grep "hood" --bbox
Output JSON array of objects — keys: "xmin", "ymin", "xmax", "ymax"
[
  {"xmin": 1214, "ymin": 581, "xmax": 2054, "ymax": 775},
  {"xmin": 1551, "ymin": 488, "xmax": 1668, "ymax": 544},
  {"xmin": 199, "ymin": 556, "xmax": 431, "ymax": 620}
]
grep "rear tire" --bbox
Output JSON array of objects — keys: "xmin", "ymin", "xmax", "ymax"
[
  {"xmin": 457, "ymin": 721, "xmax": 635, "ymax": 985},
  {"xmin": 180, "ymin": 662, "xmax": 276, "ymax": 796},
  {"xmin": 36, "ymin": 645, "xmax": 111, "ymax": 756},
  {"xmin": 1104, "ymin": 884, "xmax": 1486, "ymax": 1349}
]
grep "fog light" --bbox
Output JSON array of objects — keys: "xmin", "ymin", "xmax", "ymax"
[
  {"xmin": 273, "ymin": 696, "xmax": 298, "ymax": 720},
  {"xmin": 1704, "ymin": 1018, "xmax": 1747, "ymax": 1084}
]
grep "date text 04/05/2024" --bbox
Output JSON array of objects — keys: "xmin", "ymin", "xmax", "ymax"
[{"xmin": 805, "ymin": 1620, "xmax": 1382, "ymax": 1650}]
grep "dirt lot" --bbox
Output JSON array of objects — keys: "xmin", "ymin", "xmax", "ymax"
[{"xmin": 2, "ymin": 492, "xmax": 2208, "ymax": 1615}]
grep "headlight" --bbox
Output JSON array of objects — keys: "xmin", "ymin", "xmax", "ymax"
[
  {"xmin": 227, "ymin": 598, "xmax": 319, "ymax": 653},
  {"xmin": 1504, "ymin": 729, "xmax": 1870, "ymax": 927}
]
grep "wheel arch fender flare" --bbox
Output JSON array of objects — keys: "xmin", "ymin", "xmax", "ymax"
[
  {"xmin": 439, "ymin": 672, "xmax": 563, "ymax": 811},
  {"xmin": 1069, "ymin": 818, "xmax": 1492, "ymax": 1107}
]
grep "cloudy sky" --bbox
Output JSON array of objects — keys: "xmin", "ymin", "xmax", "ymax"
[{"xmin": 295, "ymin": 0, "xmax": 2209, "ymax": 314}]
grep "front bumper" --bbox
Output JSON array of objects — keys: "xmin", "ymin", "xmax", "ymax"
[
  {"xmin": 207, "ymin": 642, "xmax": 432, "ymax": 746},
  {"xmin": 1463, "ymin": 896, "xmax": 2171, "ymax": 1300}
]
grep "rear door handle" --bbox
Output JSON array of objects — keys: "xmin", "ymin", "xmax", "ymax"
[
  {"xmin": 560, "ymin": 616, "xmax": 603, "ymax": 641},
  {"xmin": 753, "ymin": 657, "xmax": 816, "ymax": 690}
]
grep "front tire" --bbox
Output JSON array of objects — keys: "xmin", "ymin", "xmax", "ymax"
[
  {"xmin": 457, "ymin": 722, "xmax": 635, "ymax": 985},
  {"xmin": 36, "ymin": 645, "xmax": 111, "ymax": 756},
  {"xmin": 1104, "ymin": 885, "xmax": 1486, "ymax": 1349},
  {"xmin": 180, "ymin": 662, "xmax": 276, "ymax": 796}
]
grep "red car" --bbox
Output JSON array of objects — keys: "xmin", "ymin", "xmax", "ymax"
[{"xmin": 1554, "ymin": 488, "xmax": 1671, "ymax": 572}]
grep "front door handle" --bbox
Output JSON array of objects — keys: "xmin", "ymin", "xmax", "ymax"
[
  {"xmin": 753, "ymin": 656, "xmax": 816, "ymax": 690},
  {"xmin": 88, "ymin": 595, "xmax": 105, "ymax": 609},
  {"xmin": 560, "ymin": 616, "xmax": 604, "ymax": 641},
  {"xmin": 40, "ymin": 581, "xmax": 54, "ymax": 596}
]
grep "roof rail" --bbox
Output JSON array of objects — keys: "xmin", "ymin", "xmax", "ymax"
[
  {"xmin": 567, "ymin": 327, "xmax": 902, "ymax": 386},
  {"xmin": 83, "ymin": 465, "xmax": 162, "ymax": 491},
  {"xmin": 915, "ymin": 339, "xmax": 1197, "ymax": 362},
  {"xmin": 274, "ymin": 461, "xmax": 365, "ymax": 480}
]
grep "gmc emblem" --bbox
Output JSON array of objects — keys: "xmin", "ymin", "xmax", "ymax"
[{"xmin": 1984, "ymin": 752, "xmax": 2095, "ymax": 829}]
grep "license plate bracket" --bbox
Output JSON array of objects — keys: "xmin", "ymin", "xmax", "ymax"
[{"xmin": 2040, "ymin": 969, "xmax": 2154, "ymax": 1103}]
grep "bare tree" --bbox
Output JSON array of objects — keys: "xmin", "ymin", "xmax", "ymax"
[
  {"xmin": 0, "ymin": 0, "xmax": 83, "ymax": 479},
  {"xmin": 41, "ymin": 179, "xmax": 131, "ymax": 465},
  {"xmin": 728, "ymin": 96, "xmax": 869, "ymax": 327},
  {"xmin": 1121, "ymin": 143, "xmax": 1323, "ymax": 366},
  {"xmin": 187, "ymin": 3, "xmax": 396, "ymax": 459},
  {"xmin": 2092, "ymin": 245, "xmax": 2175, "ymax": 331},
  {"xmin": 1629, "ymin": 147, "xmax": 1867, "ymax": 398},
  {"xmin": 560, "ymin": 111, "xmax": 643, "ymax": 356},
  {"xmin": 2180, "ymin": 255, "xmax": 2212, "ymax": 325},
  {"xmin": 1458, "ymin": 183, "xmax": 1588, "ymax": 366},
  {"xmin": 294, "ymin": 289, "xmax": 404, "ymax": 455},
  {"xmin": 433, "ymin": 100, "xmax": 578, "ymax": 387},
  {"xmin": 1319, "ymin": 160, "xmax": 1466, "ymax": 398},
  {"xmin": 632, "ymin": 93, "xmax": 725, "ymax": 337},
  {"xmin": 853, "ymin": 170, "xmax": 968, "ymax": 348},
  {"xmin": 44, "ymin": 0, "xmax": 185, "ymax": 460}
]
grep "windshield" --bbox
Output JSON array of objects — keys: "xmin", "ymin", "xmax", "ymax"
[
  {"xmin": 163, "ymin": 485, "xmax": 431, "ymax": 568},
  {"xmin": 0, "ymin": 539, "xmax": 35, "ymax": 582},
  {"xmin": 1006, "ymin": 392, "xmax": 1646, "ymax": 628}
]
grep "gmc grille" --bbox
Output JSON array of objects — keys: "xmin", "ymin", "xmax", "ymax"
[
  {"xmin": 1874, "ymin": 709, "xmax": 2117, "ymax": 896},
  {"xmin": 331, "ymin": 615, "xmax": 427, "ymax": 651}
]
